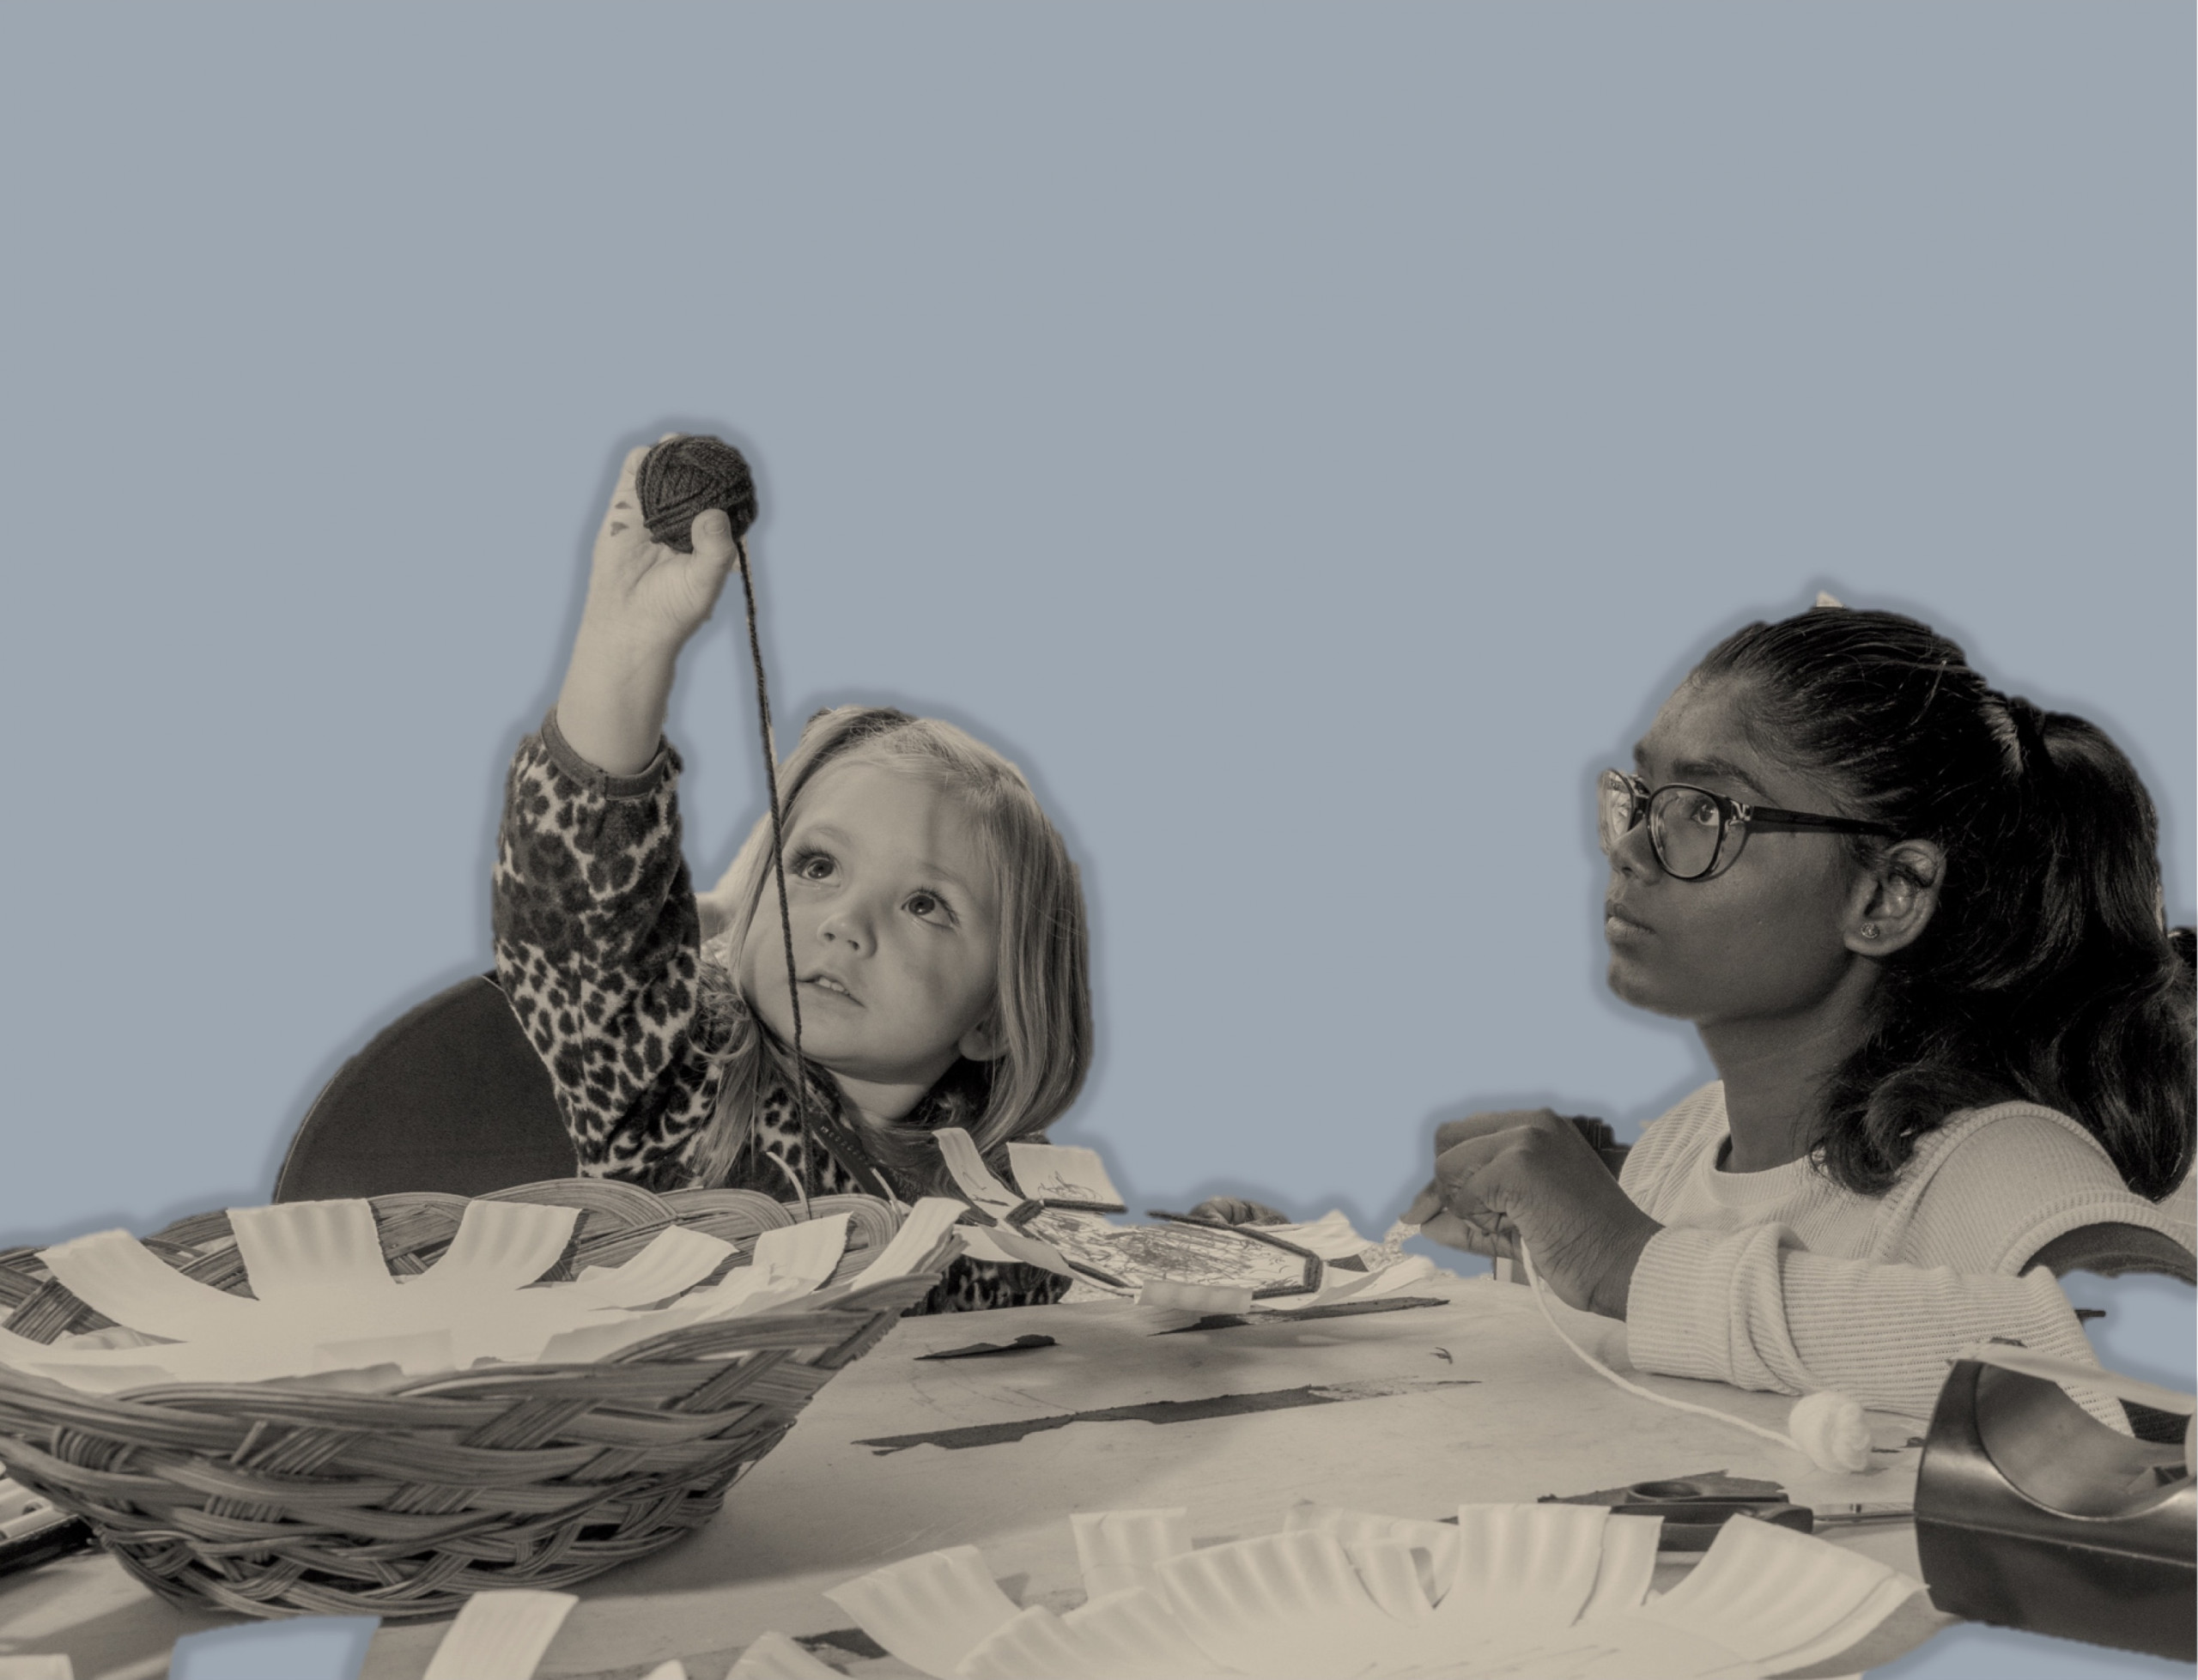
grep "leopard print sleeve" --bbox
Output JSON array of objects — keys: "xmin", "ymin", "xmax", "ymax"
[
  {"xmin": 911, "ymin": 1256, "xmax": 1075, "ymax": 1314},
  {"xmin": 491, "ymin": 712, "xmax": 721, "ymax": 1184}
]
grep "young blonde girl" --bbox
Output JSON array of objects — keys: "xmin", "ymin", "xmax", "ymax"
[
  {"xmin": 1409, "ymin": 602, "xmax": 2194, "ymax": 1422},
  {"xmin": 492, "ymin": 443, "xmax": 1091, "ymax": 1312}
]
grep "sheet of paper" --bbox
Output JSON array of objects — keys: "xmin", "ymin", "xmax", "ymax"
[
  {"xmin": 569, "ymin": 1226, "xmax": 738, "ymax": 1306},
  {"xmin": 37, "ymin": 1228, "xmax": 263, "ymax": 1342},
  {"xmin": 407, "ymin": 1199, "xmax": 580, "ymax": 1295},
  {"xmin": 1070, "ymin": 1507, "xmax": 1190, "ymax": 1600},
  {"xmin": 421, "ymin": 1590, "xmax": 576, "ymax": 1680},
  {"xmin": 847, "ymin": 1198, "xmax": 967, "ymax": 1287},
  {"xmin": 725, "ymin": 1632, "xmax": 841, "ymax": 1680},
  {"xmin": 823, "ymin": 1545, "xmax": 1022, "ymax": 1680},
  {"xmin": 930, "ymin": 1129, "xmax": 1027, "ymax": 1222},
  {"xmin": 228, "ymin": 1200, "xmax": 398, "ymax": 1303},
  {"xmin": 1005, "ymin": 1143, "xmax": 1125, "ymax": 1210}
]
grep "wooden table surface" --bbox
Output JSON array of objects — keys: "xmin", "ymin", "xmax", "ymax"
[{"xmin": 0, "ymin": 1274, "xmax": 1942, "ymax": 1680}]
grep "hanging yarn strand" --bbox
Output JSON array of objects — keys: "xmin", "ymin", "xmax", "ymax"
[
  {"xmin": 730, "ymin": 537, "xmax": 817, "ymax": 1210},
  {"xmin": 635, "ymin": 434, "xmax": 902, "ymax": 1207},
  {"xmin": 633, "ymin": 435, "xmax": 815, "ymax": 1208}
]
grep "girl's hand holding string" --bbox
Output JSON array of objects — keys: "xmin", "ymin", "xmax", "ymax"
[
  {"xmin": 1402, "ymin": 1108, "xmax": 1662, "ymax": 1319},
  {"xmin": 557, "ymin": 441, "xmax": 744, "ymax": 777}
]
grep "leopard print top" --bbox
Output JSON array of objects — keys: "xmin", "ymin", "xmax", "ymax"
[{"xmin": 491, "ymin": 713, "xmax": 1070, "ymax": 1315}]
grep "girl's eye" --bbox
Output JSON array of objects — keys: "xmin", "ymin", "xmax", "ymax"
[
  {"xmin": 1676, "ymin": 791, "xmax": 1721, "ymax": 829},
  {"xmin": 793, "ymin": 852, "xmax": 835, "ymax": 881},
  {"xmin": 906, "ymin": 891, "xmax": 948, "ymax": 920}
]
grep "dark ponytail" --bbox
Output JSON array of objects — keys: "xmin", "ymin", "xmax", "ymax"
[{"xmin": 1697, "ymin": 608, "xmax": 2195, "ymax": 1199}]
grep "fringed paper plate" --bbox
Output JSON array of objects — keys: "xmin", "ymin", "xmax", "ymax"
[{"xmin": 736, "ymin": 1501, "xmax": 1927, "ymax": 1679}]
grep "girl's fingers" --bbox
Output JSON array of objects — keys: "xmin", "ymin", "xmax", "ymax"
[
  {"xmin": 599, "ymin": 446, "xmax": 651, "ymax": 543},
  {"xmin": 689, "ymin": 506, "xmax": 738, "ymax": 565},
  {"xmin": 1418, "ymin": 1210, "xmax": 1493, "ymax": 1254}
]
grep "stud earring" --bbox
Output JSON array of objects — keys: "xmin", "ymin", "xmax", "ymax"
[{"xmin": 1860, "ymin": 924, "xmax": 1880, "ymax": 940}]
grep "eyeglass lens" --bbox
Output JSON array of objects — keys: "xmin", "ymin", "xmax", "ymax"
[{"xmin": 1598, "ymin": 772, "xmax": 1727, "ymax": 879}]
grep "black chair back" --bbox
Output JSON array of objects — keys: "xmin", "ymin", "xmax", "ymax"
[{"xmin": 273, "ymin": 974, "xmax": 577, "ymax": 1201}]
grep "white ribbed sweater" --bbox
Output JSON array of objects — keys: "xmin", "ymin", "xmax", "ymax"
[{"xmin": 1618, "ymin": 1084, "xmax": 2195, "ymax": 1422}]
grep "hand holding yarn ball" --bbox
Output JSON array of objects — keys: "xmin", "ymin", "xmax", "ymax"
[
  {"xmin": 580, "ymin": 436, "xmax": 756, "ymax": 660},
  {"xmin": 635, "ymin": 434, "xmax": 758, "ymax": 552}
]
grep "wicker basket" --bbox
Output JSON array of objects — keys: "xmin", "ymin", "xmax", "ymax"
[{"xmin": 0, "ymin": 1180, "xmax": 945, "ymax": 1621}]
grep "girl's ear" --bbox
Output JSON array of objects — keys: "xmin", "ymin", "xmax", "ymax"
[
  {"xmin": 958, "ymin": 1012, "xmax": 1006, "ymax": 1062},
  {"xmin": 1846, "ymin": 840, "xmax": 1945, "ymax": 956}
]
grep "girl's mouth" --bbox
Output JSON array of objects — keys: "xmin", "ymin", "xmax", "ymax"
[
  {"xmin": 804, "ymin": 973, "xmax": 858, "ymax": 1001},
  {"xmin": 1604, "ymin": 899, "xmax": 1652, "ymax": 935}
]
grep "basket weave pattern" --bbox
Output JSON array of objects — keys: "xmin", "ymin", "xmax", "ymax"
[{"xmin": 0, "ymin": 1180, "xmax": 938, "ymax": 1620}]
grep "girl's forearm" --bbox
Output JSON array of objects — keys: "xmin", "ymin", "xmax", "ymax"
[{"xmin": 556, "ymin": 624, "xmax": 682, "ymax": 776}]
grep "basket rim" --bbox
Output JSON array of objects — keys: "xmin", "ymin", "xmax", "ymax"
[{"xmin": 0, "ymin": 1183, "xmax": 954, "ymax": 1416}]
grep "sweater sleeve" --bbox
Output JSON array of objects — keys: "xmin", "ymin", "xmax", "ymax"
[
  {"xmin": 490, "ymin": 711, "xmax": 721, "ymax": 1186},
  {"xmin": 1624, "ymin": 1224, "xmax": 2119, "ymax": 1423}
]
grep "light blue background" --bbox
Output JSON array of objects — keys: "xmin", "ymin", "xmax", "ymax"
[{"xmin": 0, "ymin": 6, "xmax": 2189, "ymax": 1677}]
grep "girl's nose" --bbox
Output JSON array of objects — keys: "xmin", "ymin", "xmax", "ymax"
[
  {"xmin": 1612, "ymin": 817, "xmax": 1657, "ymax": 879},
  {"xmin": 817, "ymin": 904, "xmax": 871, "ymax": 953}
]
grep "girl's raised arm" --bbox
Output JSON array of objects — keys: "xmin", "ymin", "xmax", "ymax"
[{"xmin": 556, "ymin": 442, "xmax": 742, "ymax": 776}]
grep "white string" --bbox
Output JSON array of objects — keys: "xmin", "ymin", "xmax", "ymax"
[{"xmin": 1514, "ymin": 1235, "xmax": 1817, "ymax": 1460}]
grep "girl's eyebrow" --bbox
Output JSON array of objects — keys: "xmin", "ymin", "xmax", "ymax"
[{"xmin": 1670, "ymin": 755, "xmax": 1772, "ymax": 801}]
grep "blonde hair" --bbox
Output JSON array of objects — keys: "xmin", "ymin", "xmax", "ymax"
[{"xmin": 690, "ymin": 706, "xmax": 1092, "ymax": 1192}]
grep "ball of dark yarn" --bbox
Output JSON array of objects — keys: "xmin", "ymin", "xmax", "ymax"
[{"xmin": 635, "ymin": 434, "xmax": 758, "ymax": 552}]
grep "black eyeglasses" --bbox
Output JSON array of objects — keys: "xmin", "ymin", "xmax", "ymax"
[{"xmin": 1597, "ymin": 769, "xmax": 1898, "ymax": 882}]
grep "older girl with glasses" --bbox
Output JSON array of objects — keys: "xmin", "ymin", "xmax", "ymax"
[{"xmin": 1406, "ymin": 603, "xmax": 2195, "ymax": 1421}]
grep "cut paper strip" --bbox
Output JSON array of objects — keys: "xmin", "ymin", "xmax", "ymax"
[
  {"xmin": 1260, "ymin": 1211, "xmax": 1379, "ymax": 1261},
  {"xmin": 932, "ymin": 1129, "xmax": 1028, "ymax": 1221},
  {"xmin": 1006, "ymin": 1143, "xmax": 1126, "ymax": 1210},
  {"xmin": 537, "ymin": 1216, "xmax": 853, "ymax": 1365},
  {"xmin": 641, "ymin": 1664, "xmax": 689, "ymax": 1680},
  {"xmin": 1343, "ymin": 1537, "xmax": 1438, "ymax": 1622},
  {"xmin": 847, "ymin": 1197, "xmax": 965, "ymax": 1287},
  {"xmin": 1740, "ymin": 1573, "xmax": 1920, "ymax": 1675},
  {"xmin": 1282, "ymin": 1504, "xmax": 1462, "ymax": 1601},
  {"xmin": 1053, "ymin": 1588, "xmax": 1227, "ymax": 1677},
  {"xmin": 0, "ymin": 1659, "xmax": 72, "ymax": 1680},
  {"xmin": 1071, "ymin": 1507, "xmax": 1191, "ymax": 1600},
  {"xmin": 823, "ymin": 1544, "xmax": 1023, "ymax": 1680},
  {"xmin": 568, "ymin": 1226, "xmax": 738, "ymax": 1307},
  {"xmin": 421, "ymin": 1589, "xmax": 576, "ymax": 1680},
  {"xmin": 1339, "ymin": 1256, "xmax": 1441, "ymax": 1300},
  {"xmin": 955, "ymin": 1605, "xmax": 1114, "ymax": 1680},
  {"xmin": 1960, "ymin": 1342, "xmax": 2196, "ymax": 1416},
  {"xmin": 726, "ymin": 1633, "xmax": 841, "ymax": 1680},
  {"xmin": 1635, "ymin": 1513, "xmax": 1912, "ymax": 1664},
  {"xmin": 1442, "ymin": 1501, "xmax": 1612, "ymax": 1627},
  {"xmin": 410, "ymin": 1200, "xmax": 580, "ymax": 1295},
  {"xmin": 746, "ymin": 1215, "xmax": 852, "ymax": 1294},
  {"xmin": 1158, "ymin": 1531, "xmax": 1399, "ymax": 1677},
  {"xmin": 1576, "ymin": 1513, "xmax": 1662, "ymax": 1622},
  {"xmin": 228, "ymin": 1201, "xmax": 397, "ymax": 1303},
  {"xmin": 956, "ymin": 1223, "xmax": 1089, "ymax": 1281},
  {"xmin": 1137, "ymin": 1280, "xmax": 1254, "ymax": 1314},
  {"xmin": 36, "ymin": 1229, "xmax": 262, "ymax": 1341},
  {"xmin": 307, "ymin": 1329, "xmax": 455, "ymax": 1378}
]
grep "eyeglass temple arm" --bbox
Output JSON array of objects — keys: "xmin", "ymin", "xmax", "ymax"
[{"xmin": 1734, "ymin": 804, "xmax": 1897, "ymax": 837}]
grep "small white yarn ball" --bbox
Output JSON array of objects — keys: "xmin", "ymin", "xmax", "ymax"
[{"xmin": 1788, "ymin": 1391, "xmax": 1873, "ymax": 1474}]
